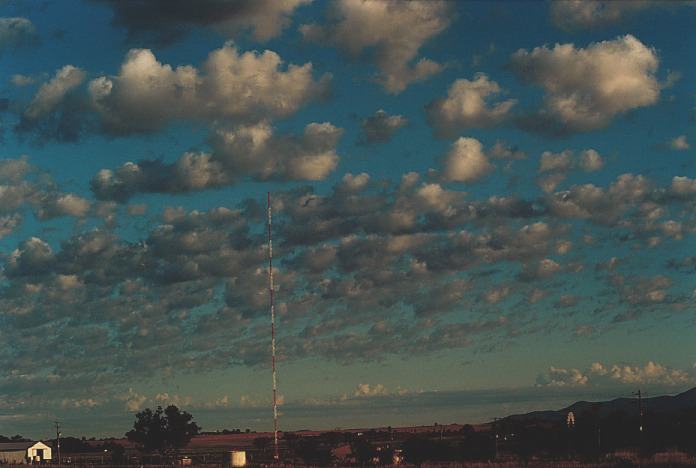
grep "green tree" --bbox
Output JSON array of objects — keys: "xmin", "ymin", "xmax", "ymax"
[{"xmin": 126, "ymin": 405, "xmax": 200, "ymax": 455}]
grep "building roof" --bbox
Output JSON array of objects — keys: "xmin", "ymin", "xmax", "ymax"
[{"xmin": 0, "ymin": 441, "xmax": 48, "ymax": 452}]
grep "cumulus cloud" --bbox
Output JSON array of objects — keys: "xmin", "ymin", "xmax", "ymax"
[
  {"xmin": 354, "ymin": 383, "xmax": 388, "ymax": 398},
  {"xmin": 538, "ymin": 361, "xmax": 693, "ymax": 387},
  {"xmin": 301, "ymin": 0, "xmax": 450, "ymax": 93},
  {"xmin": 440, "ymin": 137, "xmax": 494, "ymax": 183},
  {"xmin": 23, "ymin": 66, "xmax": 86, "ymax": 120},
  {"xmin": 671, "ymin": 176, "xmax": 696, "ymax": 197},
  {"xmin": 668, "ymin": 135, "xmax": 690, "ymax": 151},
  {"xmin": 546, "ymin": 173, "xmax": 654, "ymax": 224},
  {"xmin": 426, "ymin": 73, "xmax": 516, "ymax": 137},
  {"xmin": 15, "ymin": 66, "xmax": 88, "ymax": 142},
  {"xmin": 89, "ymin": 45, "xmax": 329, "ymax": 135},
  {"xmin": 358, "ymin": 109, "xmax": 407, "ymax": 145},
  {"xmin": 509, "ymin": 35, "xmax": 661, "ymax": 135},
  {"xmin": 92, "ymin": 121, "xmax": 342, "ymax": 201},
  {"xmin": 0, "ymin": 17, "xmax": 38, "ymax": 53},
  {"xmin": 94, "ymin": 0, "xmax": 310, "ymax": 44},
  {"xmin": 120, "ymin": 388, "xmax": 147, "ymax": 412},
  {"xmin": 18, "ymin": 44, "xmax": 330, "ymax": 139},
  {"xmin": 536, "ymin": 149, "xmax": 604, "ymax": 193}
]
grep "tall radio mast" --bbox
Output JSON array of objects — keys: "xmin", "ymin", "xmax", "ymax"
[{"xmin": 267, "ymin": 192, "xmax": 279, "ymax": 462}]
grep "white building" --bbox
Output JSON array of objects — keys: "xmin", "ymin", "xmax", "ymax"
[{"xmin": 0, "ymin": 441, "xmax": 52, "ymax": 464}]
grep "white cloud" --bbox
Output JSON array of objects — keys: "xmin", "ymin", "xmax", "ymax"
[
  {"xmin": 440, "ymin": 137, "xmax": 494, "ymax": 183},
  {"xmin": 23, "ymin": 65, "xmax": 86, "ymax": 120},
  {"xmin": 211, "ymin": 121, "xmax": 342, "ymax": 181},
  {"xmin": 426, "ymin": 73, "xmax": 516, "ymax": 137},
  {"xmin": 510, "ymin": 35, "xmax": 660, "ymax": 134},
  {"xmin": 301, "ymin": 0, "xmax": 450, "ymax": 93},
  {"xmin": 120, "ymin": 388, "xmax": 147, "ymax": 412},
  {"xmin": 354, "ymin": 383, "xmax": 389, "ymax": 397},
  {"xmin": 671, "ymin": 176, "xmax": 696, "ymax": 197},
  {"xmin": 540, "ymin": 360, "xmax": 694, "ymax": 387},
  {"xmin": 92, "ymin": 121, "xmax": 342, "ymax": 201},
  {"xmin": 87, "ymin": 44, "xmax": 329, "ymax": 134},
  {"xmin": 579, "ymin": 149, "xmax": 604, "ymax": 172},
  {"xmin": 539, "ymin": 150, "xmax": 574, "ymax": 173},
  {"xmin": 669, "ymin": 135, "xmax": 690, "ymax": 151},
  {"xmin": 538, "ymin": 148, "xmax": 603, "ymax": 177}
]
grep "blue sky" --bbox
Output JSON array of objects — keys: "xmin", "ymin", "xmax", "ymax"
[{"xmin": 0, "ymin": 0, "xmax": 695, "ymax": 439}]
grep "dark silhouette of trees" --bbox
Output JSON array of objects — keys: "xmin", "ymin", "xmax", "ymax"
[
  {"xmin": 294, "ymin": 438, "xmax": 333, "ymax": 466},
  {"xmin": 125, "ymin": 405, "xmax": 200, "ymax": 455},
  {"xmin": 350, "ymin": 436, "xmax": 376, "ymax": 466},
  {"xmin": 0, "ymin": 434, "xmax": 29, "ymax": 442}
]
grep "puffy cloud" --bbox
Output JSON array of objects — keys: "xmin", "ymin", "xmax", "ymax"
[
  {"xmin": 91, "ymin": 154, "xmax": 229, "ymax": 202},
  {"xmin": 0, "ymin": 17, "xmax": 38, "ymax": 53},
  {"xmin": 211, "ymin": 121, "xmax": 342, "ymax": 181},
  {"xmin": 536, "ymin": 148, "xmax": 603, "ymax": 192},
  {"xmin": 669, "ymin": 135, "xmax": 690, "ymax": 151},
  {"xmin": 518, "ymin": 258, "xmax": 561, "ymax": 282},
  {"xmin": 547, "ymin": 173, "xmax": 652, "ymax": 224},
  {"xmin": 538, "ymin": 366, "xmax": 589, "ymax": 387},
  {"xmin": 539, "ymin": 360, "xmax": 694, "ymax": 387},
  {"xmin": 671, "ymin": 176, "xmax": 696, "ymax": 197},
  {"xmin": 579, "ymin": 149, "xmax": 604, "ymax": 172},
  {"xmin": 93, "ymin": 0, "xmax": 311, "ymax": 44},
  {"xmin": 358, "ymin": 109, "xmax": 407, "ymax": 144},
  {"xmin": 18, "ymin": 44, "xmax": 329, "ymax": 139},
  {"xmin": 301, "ymin": 0, "xmax": 450, "ymax": 93},
  {"xmin": 92, "ymin": 121, "xmax": 342, "ymax": 201},
  {"xmin": 89, "ymin": 45, "xmax": 329, "ymax": 135},
  {"xmin": 32, "ymin": 193, "xmax": 91, "ymax": 220},
  {"xmin": 550, "ymin": 1, "xmax": 657, "ymax": 31},
  {"xmin": 426, "ymin": 73, "xmax": 516, "ymax": 137},
  {"xmin": 510, "ymin": 35, "xmax": 660, "ymax": 134},
  {"xmin": 539, "ymin": 150, "xmax": 574, "ymax": 173},
  {"xmin": 354, "ymin": 383, "xmax": 388, "ymax": 398},
  {"xmin": 23, "ymin": 66, "xmax": 86, "ymax": 121},
  {"xmin": 120, "ymin": 388, "xmax": 147, "ymax": 412},
  {"xmin": 440, "ymin": 137, "xmax": 494, "ymax": 183}
]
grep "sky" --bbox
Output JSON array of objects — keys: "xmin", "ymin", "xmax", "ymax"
[{"xmin": 0, "ymin": 0, "xmax": 695, "ymax": 439}]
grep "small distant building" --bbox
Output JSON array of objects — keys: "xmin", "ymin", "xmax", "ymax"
[{"xmin": 0, "ymin": 441, "xmax": 52, "ymax": 464}]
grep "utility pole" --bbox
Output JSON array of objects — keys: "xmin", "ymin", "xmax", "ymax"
[
  {"xmin": 54, "ymin": 421, "xmax": 61, "ymax": 465},
  {"xmin": 267, "ymin": 192, "xmax": 279, "ymax": 463},
  {"xmin": 493, "ymin": 418, "xmax": 499, "ymax": 461},
  {"xmin": 634, "ymin": 389, "xmax": 644, "ymax": 459}
]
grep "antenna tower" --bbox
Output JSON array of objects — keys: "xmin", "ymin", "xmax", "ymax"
[{"xmin": 267, "ymin": 192, "xmax": 279, "ymax": 462}]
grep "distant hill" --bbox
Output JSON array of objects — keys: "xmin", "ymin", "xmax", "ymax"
[{"xmin": 503, "ymin": 387, "xmax": 696, "ymax": 424}]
